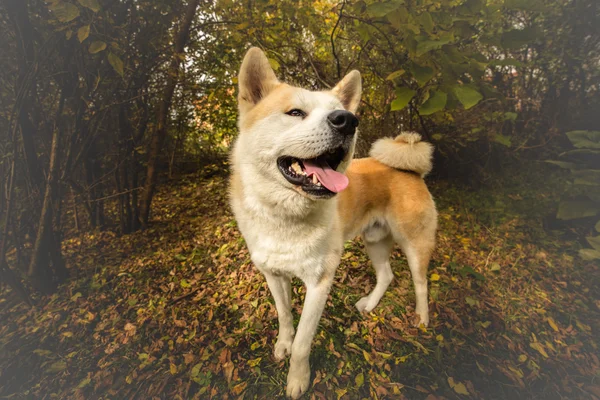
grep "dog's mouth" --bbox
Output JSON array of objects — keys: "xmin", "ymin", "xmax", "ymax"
[{"xmin": 277, "ymin": 147, "xmax": 349, "ymax": 198}]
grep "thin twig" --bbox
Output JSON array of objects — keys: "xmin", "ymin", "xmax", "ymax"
[{"xmin": 330, "ymin": 1, "xmax": 346, "ymax": 80}]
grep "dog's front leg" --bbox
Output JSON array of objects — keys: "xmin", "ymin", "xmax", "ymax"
[
  {"xmin": 286, "ymin": 273, "xmax": 334, "ymax": 399},
  {"xmin": 264, "ymin": 272, "xmax": 294, "ymax": 360}
]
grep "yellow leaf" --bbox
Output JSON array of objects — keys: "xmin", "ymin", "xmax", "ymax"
[
  {"xmin": 88, "ymin": 40, "xmax": 106, "ymax": 54},
  {"xmin": 335, "ymin": 388, "xmax": 348, "ymax": 399},
  {"xmin": 170, "ymin": 363, "xmax": 177, "ymax": 375},
  {"xmin": 518, "ymin": 354, "xmax": 528, "ymax": 363},
  {"xmin": 77, "ymin": 25, "xmax": 90, "ymax": 43},
  {"xmin": 430, "ymin": 273, "xmax": 440, "ymax": 281},
  {"xmin": 453, "ymin": 382, "xmax": 469, "ymax": 395},
  {"xmin": 362, "ymin": 350, "xmax": 372, "ymax": 365},
  {"xmin": 232, "ymin": 382, "xmax": 247, "ymax": 395},
  {"xmin": 355, "ymin": 372, "xmax": 364, "ymax": 387},
  {"xmin": 247, "ymin": 357, "xmax": 261, "ymax": 367},
  {"xmin": 508, "ymin": 365, "xmax": 524, "ymax": 378},
  {"xmin": 529, "ymin": 342, "xmax": 549, "ymax": 358},
  {"xmin": 547, "ymin": 317, "xmax": 559, "ymax": 332},
  {"xmin": 448, "ymin": 377, "xmax": 470, "ymax": 395}
]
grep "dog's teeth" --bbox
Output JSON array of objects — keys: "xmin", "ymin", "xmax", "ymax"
[
  {"xmin": 312, "ymin": 174, "xmax": 318, "ymax": 184},
  {"xmin": 291, "ymin": 162, "xmax": 303, "ymax": 175},
  {"xmin": 316, "ymin": 182, "xmax": 321, "ymax": 186}
]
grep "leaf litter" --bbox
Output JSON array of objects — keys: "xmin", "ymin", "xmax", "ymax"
[{"xmin": 0, "ymin": 164, "xmax": 598, "ymax": 399}]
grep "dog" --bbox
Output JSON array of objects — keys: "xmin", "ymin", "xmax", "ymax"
[{"xmin": 229, "ymin": 47, "xmax": 437, "ymax": 398}]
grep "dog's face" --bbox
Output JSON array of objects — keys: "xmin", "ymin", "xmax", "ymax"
[{"xmin": 235, "ymin": 48, "xmax": 361, "ymax": 200}]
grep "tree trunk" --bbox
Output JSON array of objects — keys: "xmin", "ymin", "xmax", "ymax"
[
  {"xmin": 0, "ymin": 149, "xmax": 33, "ymax": 306},
  {"xmin": 28, "ymin": 91, "xmax": 68, "ymax": 292},
  {"xmin": 7, "ymin": 0, "xmax": 44, "ymax": 188},
  {"xmin": 139, "ymin": 0, "xmax": 200, "ymax": 227}
]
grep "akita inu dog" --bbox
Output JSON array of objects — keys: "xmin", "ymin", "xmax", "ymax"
[{"xmin": 230, "ymin": 47, "xmax": 437, "ymax": 398}]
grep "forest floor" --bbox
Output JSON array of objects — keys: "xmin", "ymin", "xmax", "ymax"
[{"xmin": 0, "ymin": 161, "xmax": 599, "ymax": 400}]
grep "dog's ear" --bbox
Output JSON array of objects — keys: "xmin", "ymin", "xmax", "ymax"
[
  {"xmin": 238, "ymin": 47, "xmax": 279, "ymax": 114},
  {"xmin": 331, "ymin": 70, "xmax": 362, "ymax": 113}
]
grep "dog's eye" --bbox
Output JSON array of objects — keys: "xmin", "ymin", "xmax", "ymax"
[{"xmin": 286, "ymin": 109, "xmax": 306, "ymax": 118}]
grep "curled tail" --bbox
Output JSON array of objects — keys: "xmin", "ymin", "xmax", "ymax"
[{"xmin": 369, "ymin": 132, "xmax": 434, "ymax": 177}]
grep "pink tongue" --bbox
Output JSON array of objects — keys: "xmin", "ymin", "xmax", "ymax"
[{"xmin": 303, "ymin": 159, "xmax": 349, "ymax": 193}]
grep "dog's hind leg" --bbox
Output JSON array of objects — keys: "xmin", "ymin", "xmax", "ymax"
[
  {"xmin": 399, "ymin": 235, "xmax": 435, "ymax": 327},
  {"xmin": 264, "ymin": 272, "xmax": 294, "ymax": 360},
  {"xmin": 355, "ymin": 234, "xmax": 394, "ymax": 313}
]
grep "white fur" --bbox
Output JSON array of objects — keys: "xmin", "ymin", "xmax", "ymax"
[
  {"xmin": 231, "ymin": 48, "xmax": 434, "ymax": 399},
  {"xmin": 369, "ymin": 132, "xmax": 434, "ymax": 177}
]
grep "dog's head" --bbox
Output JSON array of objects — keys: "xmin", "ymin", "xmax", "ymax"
[{"xmin": 235, "ymin": 47, "xmax": 361, "ymax": 200}]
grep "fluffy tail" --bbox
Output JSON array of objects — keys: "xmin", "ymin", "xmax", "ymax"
[{"xmin": 369, "ymin": 132, "xmax": 434, "ymax": 177}]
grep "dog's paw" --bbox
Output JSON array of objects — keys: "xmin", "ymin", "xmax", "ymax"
[
  {"xmin": 286, "ymin": 360, "xmax": 310, "ymax": 399},
  {"xmin": 274, "ymin": 337, "xmax": 293, "ymax": 360},
  {"xmin": 355, "ymin": 296, "xmax": 377, "ymax": 313},
  {"xmin": 413, "ymin": 312, "xmax": 429, "ymax": 328}
]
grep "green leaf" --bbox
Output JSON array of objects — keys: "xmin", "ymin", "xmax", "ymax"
[
  {"xmin": 366, "ymin": 2, "xmax": 401, "ymax": 18},
  {"xmin": 77, "ymin": 377, "xmax": 91, "ymax": 389},
  {"xmin": 416, "ymin": 37, "xmax": 451, "ymax": 56},
  {"xmin": 89, "ymin": 41, "xmax": 107, "ymax": 54},
  {"xmin": 180, "ymin": 278, "xmax": 191, "ymax": 288},
  {"xmin": 410, "ymin": 63, "xmax": 434, "ymax": 87},
  {"xmin": 586, "ymin": 236, "xmax": 600, "ymax": 251},
  {"xmin": 77, "ymin": 25, "xmax": 90, "ymax": 43},
  {"xmin": 386, "ymin": 7, "xmax": 408, "ymax": 29},
  {"xmin": 579, "ymin": 248, "xmax": 600, "ymax": 260},
  {"xmin": 452, "ymin": 86, "xmax": 483, "ymax": 109},
  {"xmin": 419, "ymin": 91, "xmax": 447, "ymax": 115},
  {"xmin": 386, "ymin": 69, "xmax": 405, "ymax": 81},
  {"xmin": 544, "ymin": 160, "xmax": 577, "ymax": 170},
  {"xmin": 572, "ymin": 170, "xmax": 600, "ymax": 186},
  {"xmin": 501, "ymin": 27, "xmax": 539, "ymax": 49},
  {"xmin": 493, "ymin": 134, "xmax": 512, "ymax": 147},
  {"xmin": 390, "ymin": 87, "xmax": 416, "ymax": 111},
  {"xmin": 556, "ymin": 200, "xmax": 599, "ymax": 220},
  {"xmin": 108, "ymin": 52, "xmax": 124, "ymax": 77},
  {"xmin": 77, "ymin": 0, "xmax": 101, "ymax": 12},
  {"xmin": 459, "ymin": 266, "xmax": 486, "ymax": 281},
  {"xmin": 417, "ymin": 12, "xmax": 434, "ymax": 33},
  {"xmin": 49, "ymin": 3, "xmax": 80, "ymax": 22},
  {"xmin": 465, "ymin": 296, "xmax": 478, "ymax": 306},
  {"xmin": 566, "ymin": 131, "xmax": 600, "ymax": 149},
  {"xmin": 47, "ymin": 361, "xmax": 67, "ymax": 373},
  {"xmin": 267, "ymin": 58, "xmax": 280, "ymax": 71},
  {"xmin": 355, "ymin": 372, "xmax": 365, "ymax": 386}
]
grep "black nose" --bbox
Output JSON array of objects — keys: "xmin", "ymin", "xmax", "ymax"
[{"xmin": 327, "ymin": 110, "xmax": 359, "ymax": 137}]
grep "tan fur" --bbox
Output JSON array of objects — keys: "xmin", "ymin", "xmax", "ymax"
[
  {"xmin": 339, "ymin": 157, "xmax": 436, "ymax": 239},
  {"xmin": 230, "ymin": 47, "xmax": 437, "ymax": 399},
  {"xmin": 369, "ymin": 132, "xmax": 434, "ymax": 177}
]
